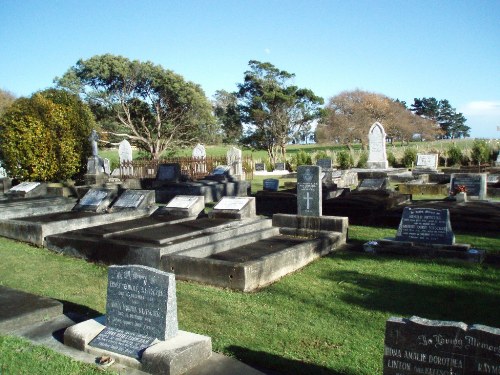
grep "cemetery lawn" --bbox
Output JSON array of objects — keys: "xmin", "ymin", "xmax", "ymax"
[{"xmin": 1, "ymin": 228, "xmax": 499, "ymax": 375}]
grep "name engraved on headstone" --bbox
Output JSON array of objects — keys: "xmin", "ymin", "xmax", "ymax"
[
  {"xmin": 416, "ymin": 154, "xmax": 438, "ymax": 169},
  {"xmin": 450, "ymin": 173, "xmax": 487, "ymax": 198},
  {"xmin": 113, "ymin": 191, "xmax": 145, "ymax": 208},
  {"xmin": 297, "ymin": 165, "xmax": 321, "ymax": 216},
  {"xmin": 359, "ymin": 178, "xmax": 386, "ymax": 190},
  {"xmin": 214, "ymin": 197, "xmax": 250, "ymax": 211},
  {"xmin": 275, "ymin": 162, "xmax": 286, "ymax": 171},
  {"xmin": 10, "ymin": 182, "xmax": 41, "ymax": 192},
  {"xmin": 383, "ymin": 316, "xmax": 500, "ymax": 375},
  {"xmin": 254, "ymin": 163, "xmax": 265, "ymax": 171},
  {"xmin": 79, "ymin": 189, "xmax": 108, "ymax": 207},
  {"xmin": 166, "ymin": 195, "xmax": 199, "ymax": 209},
  {"xmin": 89, "ymin": 265, "xmax": 178, "ymax": 359},
  {"xmin": 263, "ymin": 178, "xmax": 279, "ymax": 191},
  {"xmin": 395, "ymin": 207, "xmax": 454, "ymax": 245}
]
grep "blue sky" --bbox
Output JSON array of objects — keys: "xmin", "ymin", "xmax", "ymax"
[{"xmin": 1, "ymin": 0, "xmax": 499, "ymax": 138}]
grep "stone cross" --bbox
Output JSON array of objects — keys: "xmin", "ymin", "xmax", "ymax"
[{"xmin": 89, "ymin": 129, "xmax": 99, "ymax": 157}]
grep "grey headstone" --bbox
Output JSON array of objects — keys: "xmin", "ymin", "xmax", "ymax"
[
  {"xmin": 254, "ymin": 163, "xmax": 265, "ymax": 171},
  {"xmin": 226, "ymin": 146, "xmax": 242, "ymax": 176},
  {"xmin": 358, "ymin": 178, "xmax": 388, "ymax": 191},
  {"xmin": 274, "ymin": 162, "xmax": 286, "ymax": 171},
  {"xmin": 263, "ymin": 178, "xmax": 279, "ymax": 191},
  {"xmin": 316, "ymin": 158, "xmax": 333, "ymax": 170},
  {"xmin": 89, "ymin": 265, "xmax": 178, "ymax": 359},
  {"xmin": 367, "ymin": 122, "xmax": 389, "ymax": 169},
  {"xmin": 163, "ymin": 195, "xmax": 205, "ymax": 217},
  {"xmin": 415, "ymin": 154, "xmax": 438, "ymax": 169},
  {"xmin": 297, "ymin": 165, "xmax": 322, "ymax": 216},
  {"xmin": 109, "ymin": 190, "xmax": 155, "ymax": 212},
  {"xmin": 450, "ymin": 173, "xmax": 487, "ymax": 200},
  {"xmin": 118, "ymin": 140, "xmax": 133, "ymax": 163},
  {"xmin": 73, "ymin": 188, "xmax": 116, "ymax": 212},
  {"xmin": 395, "ymin": 207, "xmax": 454, "ymax": 245},
  {"xmin": 156, "ymin": 163, "xmax": 181, "ymax": 182},
  {"xmin": 89, "ymin": 129, "xmax": 99, "ymax": 157},
  {"xmin": 209, "ymin": 197, "xmax": 256, "ymax": 219},
  {"xmin": 383, "ymin": 316, "xmax": 500, "ymax": 375},
  {"xmin": 192, "ymin": 144, "xmax": 206, "ymax": 159}
]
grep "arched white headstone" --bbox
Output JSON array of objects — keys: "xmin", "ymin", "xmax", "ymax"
[
  {"xmin": 367, "ymin": 122, "xmax": 389, "ymax": 169},
  {"xmin": 118, "ymin": 139, "xmax": 133, "ymax": 176}
]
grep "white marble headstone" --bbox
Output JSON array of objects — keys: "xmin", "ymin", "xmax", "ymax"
[
  {"xmin": 118, "ymin": 139, "xmax": 133, "ymax": 176},
  {"xmin": 416, "ymin": 154, "xmax": 438, "ymax": 169},
  {"xmin": 227, "ymin": 146, "xmax": 242, "ymax": 176},
  {"xmin": 367, "ymin": 122, "xmax": 389, "ymax": 169},
  {"xmin": 192, "ymin": 144, "xmax": 206, "ymax": 159}
]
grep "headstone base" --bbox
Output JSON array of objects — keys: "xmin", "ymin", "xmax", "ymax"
[
  {"xmin": 64, "ymin": 318, "xmax": 212, "ymax": 375},
  {"xmin": 367, "ymin": 161, "xmax": 389, "ymax": 169},
  {"xmin": 84, "ymin": 173, "xmax": 109, "ymax": 186}
]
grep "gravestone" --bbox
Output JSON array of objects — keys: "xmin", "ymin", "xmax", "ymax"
[
  {"xmin": 209, "ymin": 196, "xmax": 255, "ymax": 219},
  {"xmin": 383, "ymin": 316, "xmax": 500, "ymax": 375},
  {"xmin": 109, "ymin": 190, "xmax": 155, "ymax": 212},
  {"xmin": 73, "ymin": 188, "xmax": 117, "ymax": 212},
  {"xmin": 118, "ymin": 139, "xmax": 133, "ymax": 176},
  {"xmin": 415, "ymin": 153, "xmax": 438, "ymax": 170},
  {"xmin": 163, "ymin": 195, "xmax": 205, "ymax": 217},
  {"xmin": 263, "ymin": 178, "xmax": 279, "ymax": 191},
  {"xmin": 86, "ymin": 130, "xmax": 110, "ymax": 184},
  {"xmin": 450, "ymin": 173, "xmax": 487, "ymax": 200},
  {"xmin": 297, "ymin": 165, "xmax": 322, "ymax": 216},
  {"xmin": 274, "ymin": 162, "xmax": 286, "ymax": 171},
  {"xmin": 0, "ymin": 162, "xmax": 6, "ymax": 178},
  {"xmin": 367, "ymin": 122, "xmax": 389, "ymax": 169},
  {"xmin": 192, "ymin": 144, "xmax": 207, "ymax": 174},
  {"xmin": 7, "ymin": 182, "xmax": 46, "ymax": 198},
  {"xmin": 156, "ymin": 163, "xmax": 181, "ymax": 182},
  {"xmin": 357, "ymin": 178, "xmax": 388, "ymax": 191},
  {"xmin": 395, "ymin": 207, "xmax": 454, "ymax": 245},
  {"xmin": 254, "ymin": 163, "xmax": 265, "ymax": 172},
  {"xmin": 88, "ymin": 265, "xmax": 177, "ymax": 359},
  {"xmin": 316, "ymin": 158, "xmax": 333, "ymax": 170},
  {"xmin": 226, "ymin": 146, "xmax": 243, "ymax": 176}
]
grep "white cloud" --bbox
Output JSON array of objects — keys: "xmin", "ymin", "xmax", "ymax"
[
  {"xmin": 461, "ymin": 101, "xmax": 500, "ymax": 116},
  {"xmin": 264, "ymin": 48, "xmax": 271, "ymax": 55}
]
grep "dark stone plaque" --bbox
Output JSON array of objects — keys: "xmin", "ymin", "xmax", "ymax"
[
  {"xmin": 297, "ymin": 165, "xmax": 321, "ymax": 216},
  {"xmin": 395, "ymin": 207, "xmax": 454, "ymax": 245},
  {"xmin": 76, "ymin": 189, "xmax": 113, "ymax": 210},
  {"xmin": 274, "ymin": 162, "xmax": 286, "ymax": 171},
  {"xmin": 450, "ymin": 173, "xmax": 487, "ymax": 199},
  {"xmin": 263, "ymin": 178, "xmax": 279, "ymax": 191},
  {"xmin": 156, "ymin": 163, "xmax": 181, "ymax": 182},
  {"xmin": 89, "ymin": 265, "xmax": 178, "ymax": 359},
  {"xmin": 254, "ymin": 163, "xmax": 265, "ymax": 171},
  {"xmin": 358, "ymin": 178, "xmax": 387, "ymax": 191},
  {"xmin": 383, "ymin": 316, "xmax": 500, "ymax": 375},
  {"xmin": 316, "ymin": 158, "xmax": 333, "ymax": 170},
  {"xmin": 113, "ymin": 190, "xmax": 146, "ymax": 208}
]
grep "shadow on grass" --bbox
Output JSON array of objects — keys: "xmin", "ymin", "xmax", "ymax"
[
  {"xmin": 58, "ymin": 299, "xmax": 102, "ymax": 320},
  {"xmin": 226, "ymin": 345, "xmax": 357, "ymax": 375}
]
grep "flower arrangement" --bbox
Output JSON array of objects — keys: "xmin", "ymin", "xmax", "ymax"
[{"xmin": 450, "ymin": 184, "xmax": 467, "ymax": 196}]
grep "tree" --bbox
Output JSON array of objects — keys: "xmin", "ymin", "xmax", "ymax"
[
  {"xmin": 55, "ymin": 54, "xmax": 214, "ymax": 160},
  {"xmin": 213, "ymin": 90, "xmax": 242, "ymax": 144},
  {"xmin": 0, "ymin": 89, "xmax": 94, "ymax": 181},
  {"xmin": 316, "ymin": 90, "xmax": 437, "ymax": 148},
  {"xmin": 237, "ymin": 60, "xmax": 323, "ymax": 164},
  {"xmin": 410, "ymin": 97, "xmax": 470, "ymax": 138},
  {"xmin": 0, "ymin": 89, "xmax": 16, "ymax": 115}
]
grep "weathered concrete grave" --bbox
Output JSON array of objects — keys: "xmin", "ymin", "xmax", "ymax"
[
  {"xmin": 384, "ymin": 316, "xmax": 500, "ymax": 375},
  {"xmin": 364, "ymin": 207, "xmax": 483, "ymax": 262},
  {"xmin": 450, "ymin": 173, "xmax": 487, "ymax": 200},
  {"xmin": 297, "ymin": 165, "xmax": 322, "ymax": 216},
  {"xmin": 5, "ymin": 181, "xmax": 47, "ymax": 198},
  {"xmin": 65, "ymin": 265, "xmax": 211, "ymax": 374},
  {"xmin": 0, "ymin": 189, "xmax": 156, "ymax": 246},
  {"xmin": 209, "ymin": 196, "xmax": 256, "ymax": 219},
  {"xmin": 163, "ymin": 195, "xmax": 205, "ymax": 217}
]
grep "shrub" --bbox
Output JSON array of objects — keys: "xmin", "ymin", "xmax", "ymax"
[
  {"xmin": 470, "ymin": 139, "xmax": 490, "ymax": 165},
  {"xmin": 402, "ymin": 148, "xmax": 417, "ymax": 168},
  {"xmin": 356, "ymin": 151, "xmax": 368, "ymax": 168},
  {"xmin": 446, "ymin": 144, "xmax": 463, "ymax": 166},
  {"xmin": 290, "ymin": 150, "xmax": 312, "ymax": 171},
  {"xmin": 387, "ymin": 151, "xmax": 397, "ymax": 167},
  {"xmin": 337, "ymin": 150, "xmax": 353, "ymax": 169}
]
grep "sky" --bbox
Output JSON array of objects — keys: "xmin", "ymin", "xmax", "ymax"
[{"xmin": 1, "ymin": 0, "xmax": 499, "ymax": 138}]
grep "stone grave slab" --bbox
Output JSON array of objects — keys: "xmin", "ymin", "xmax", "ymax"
[
  {"xmin": 65, "ymin": 265, "xmax": 211, "ymax": 374},
  {"xmin": 163, "ymin": 195, "xmax": 205, "ymax": 217},
  {"xmin": 0, "ymin": 286, "xmax": 63, "ymax": 333},
  {"xmin": 383, "ymin": 316, "xmax": 500, "ymax": 375},
  {"xmin": 367, "ymin": 122, "xmax": 389, "ymax": 169},
  {"xmin": 73, "ymin": 188, "xmax": 117, "ymax": 212},
  {"xmin": 263, "ymin": 178, "xmax": 279, "ymax": 191},
  {"xmin": 109, "ymin": 189, "xmax": 155, "ymax": 212},
  {"xmin": 209, "ymin": 197, "xmax": 256, "ymax": 219},
  {"xmin": 6, "ymin": 181, "xmax": 47, "ymax": 198},
  {"xmin": 450, "ymin": 173, "xmax": 487, "ymax": 200},
  {"xmin": 297, "ymin": 165, "xmax": 322, "ymax": 216},
  {"xmin": 0, "ymin": 196, "xmax": 77, "ymax": 220}
]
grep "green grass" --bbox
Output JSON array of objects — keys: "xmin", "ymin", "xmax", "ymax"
[{"xmin": 1, "ymin": 227, "xmax": 499, "ymax": 375}]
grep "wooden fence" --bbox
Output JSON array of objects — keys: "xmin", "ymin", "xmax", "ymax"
[{"xmin": 119, "ymin": 156, "xmax": 254, "ymax": 180}]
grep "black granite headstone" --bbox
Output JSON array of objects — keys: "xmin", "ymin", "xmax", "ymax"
[
  {"xmin": 316, "ymin": 158, "xmax": 333, "ymax": 170},
  {"xmin": 254, "ymin": 163, "xmax": 265, "ymax": 171},
  {"xmin": 450, "ymin": 173, "xmax": 487, "ymax": 199},
  {"xmin": 297, "ymin": 165, "xmax": 321, "ymax": 216},
  {"xmin": 156, "ymin": 163, "xmax": 181, "ymax": 182},
  {"xmin": 384, "ymin": 316, "xmax": 500, "ymax": 375},
  {"xmin": 89, "ymin": 265, "xmax": 178, "ymax": 359},
  {"xmin": 274, "ymin": 162, "xmax": 286, "ymax": 171},
  {"xmin": 358, "ymin": 178, "xmax": 388, "ymax": 191},
  {"xmin": 395, "ymin": 207, "xmax": 454, "ymax": 245},
  {"xmin": 263, "ymin": 178, "xmax": 279, "ymax": 191},
  {"xmin": 73, "ymin": 188, "xmax": 116, "ymax": 212}
]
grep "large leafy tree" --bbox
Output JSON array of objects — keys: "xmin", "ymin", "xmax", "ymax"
[
  {"xmin": 316, "ymin": 90, "xmax": 437, "ymax": 148},
  {"xmin": 0, "ymin": 89, "xmax": 94, "ymax": 181},
  {"xmin": 55, "ymin": 54, "xmax": 214, "ymax": 160},
  {"xmin": 0, "ymin": 89, "xmax": 16, "ymax": 115},
  {"xmin": 213, "ymin": 90, "xmax": 242, "ymax": 144},
  {"xmin": 237, "ymin": 60, "xmax": 323, "ymax": 163},
  {"xmin": 411, "ymin": 97, "xmax": 470, "ymax": 138}
]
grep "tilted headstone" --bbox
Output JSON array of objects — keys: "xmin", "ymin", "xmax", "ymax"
[
  {"xmin": 73, "ymin": 188, "xmax": 117, "ymax": 212},
  {"xmin": 415, "ymin": 153, "xmax": 438, "ymax": 170},
  {"xmin": 156, "ymin": 163, "xmax": 181, "ymax": 182},
  {"xmin": 297, "ymin": 165, "xmax": 322, "ymax": 216},
  {"xmin": 383, "ymin": 316, "xmax": 500, "ymax": 375},
  {"xmin": 450, "ymin": 173, "xmax": 487, "ymax": 200},
  {"xmin": 7, "ymin": 182, "xmax": 46, "ymax": 198},
  {"xmin": 357, "ymin": 178, "xmax": 388, "ymax": 191},
  {"xmin": 109, "ymin": 190, "xmax": 155, "ymax": 212},
  {"xmin": 254, "ymin": 163, "xmax": 265, "ymax": 172},
  {"xmin": 226, "ymin": 146, "xmax": 243, "ymax": 176},
  {"xmin": 89, "ymin": 265, "xmax": 177, "ymax": 359},
  {"xmin": 395, "ymin": 207, "xmax": 454, "ymax": 245},
  {"xmin": 367, "ymin": 122, "xmax": 389, "ymax": 169},
  {"xmin": 118, "ymin": 139, "xmax": 133, "ymax": 176},
  {"xmin": 263, "ymin": 178, "xmax": 279, "ymax": 191},
  {"xmin": 316, "ymin": 158, "xmax": 333, "ymax": 170},
  {"xmin": 163, "ymin": 195, "xmax": 205, "ymax": 217},
  {"xmin": 209, "ymin": 196, "xmax": 255, "ymax": 219}
]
